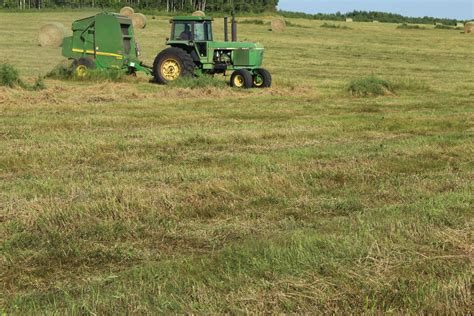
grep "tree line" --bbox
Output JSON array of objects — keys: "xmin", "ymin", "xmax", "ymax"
[
  {"xmin": 279, "ymin": 10, "xmax": 464, "ymax": 25},
  {"xmin": 2, "ymin": 0, "xmax": 279, "ymax": 12}
]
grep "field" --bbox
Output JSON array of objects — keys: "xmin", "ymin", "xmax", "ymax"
[{"xmin": 1, "ymin": 11, "xmax": 473, "ymax": 313}]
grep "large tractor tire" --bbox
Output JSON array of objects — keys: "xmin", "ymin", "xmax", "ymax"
[
  {"xmin": 153, "ymin": 47, "xmax": 195, "ymax": 84},
  {"xmin": 230, "ymin": 69, "xmax": 253, "ymax": 88},
  {"xmin": 72, "ymin": 57, "xmax": 95, "ymax": 77},
  {"xmin": 253, "ymin": 68, "xmax": 272, "ymax": 88}
]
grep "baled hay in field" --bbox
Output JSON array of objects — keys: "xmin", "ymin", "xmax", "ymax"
[
  {"xmin": 120, "ymin": 6, "xmax": 134, "ymax": 17},
  {"xmin": 38, "ymin": 22, "xmax": 66, "ymax": 47},
  {"xmin": 271, "ymin": 18, "xmax": 286, "ymax": 32},
  {"xmin": 456, "ymin": 22, "xmax": 464, "ymax": 28},
  {"xmin": 131, "ymin": 13, "xmax": 147, "ymax": 29},
  {"xmin": 464, "ymin": 22, "xmax": 474, "ymax": 33},
  {"xmin": 192, "ymin": 11, "xmax": 206, "ymax": 17},
  {"xmin": 346, "ymin": 18, "xmax": 353, "ymax": 23}
]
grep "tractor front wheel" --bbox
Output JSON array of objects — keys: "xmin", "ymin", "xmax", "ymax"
[
  {"xmin": 153, "ymin": 47, "xmax": 195, "ymax": 84},
  {"xmin": 231, "ymin": 69, "xmax": 253, "ymax": 88},
  {"xmin": 72, "ymin": 58, "xmax": 95, "ymax": 78},
  {"xmin": 253, "ymin": 68, "xmax": 272, "ymax": 88}
]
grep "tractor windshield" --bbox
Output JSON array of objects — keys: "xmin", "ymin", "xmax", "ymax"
[{"xmin": 172, "ymin": 21, "xmax": 213, "ymax": 41}]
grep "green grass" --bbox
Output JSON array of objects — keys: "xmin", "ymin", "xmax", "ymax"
[
  {"xmin": 348, "ymin": 76, "xmax": 394, "ymax": 97},
  {"xmin": 0, "ymin": 63, "xmax": 45, "ymax": 90},
  {"xmin": 397, "ymin": 23, "xmax": 426, "ymax": 29},
  {"xmin": 321, "ymin": 22, "xmax": 352, "ymax": 29},
  {"xmin": 0, "ymin": 11, "xmax": 473, "ymax": 314}
]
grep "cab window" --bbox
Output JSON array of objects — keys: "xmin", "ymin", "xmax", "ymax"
[
  {"xmin": 194, "ymin": 22, "xmax": 213, "ymax": 41},
  {"xmin": 173, "ymin": 22, "xmax": 192, "ymax": 40}
]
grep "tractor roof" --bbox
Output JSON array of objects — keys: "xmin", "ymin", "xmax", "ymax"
[{"xmin": 172, "ymin": 16, "xmax": 213, "ymax": 22}]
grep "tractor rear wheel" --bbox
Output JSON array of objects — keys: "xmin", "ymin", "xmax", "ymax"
[
  {"xmin": 231, "ymin": 69, "xmax": 253, "ymax": 88},
  {"xmin": 72, "ymin": 57, "xmax": 95, "ymax": 77},
  {"xmin": 253, "ymin": 68, "xmax": 272, "ymax": 88},
  {"xmin": 153, "ymin": 47, "xmax": 195, "ymax": 84}
]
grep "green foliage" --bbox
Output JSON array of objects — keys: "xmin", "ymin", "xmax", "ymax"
[
  {"xmin": 239, "ymin": 19, "xmax": 267, "ymax": 25},
  {"xmin": 397, "ymin": 23, "xmax": 426, "ymax": 30},
  {"xmin": 434, "ymin": 24, "xmax": 454, "ymax": 30},
  {"xmin": 46, "ymin": 63, "xmax": 126, "ymax": 82},
  {"xmin": 279, "ymin": 10, "xmax": 462, "ymax": 26},
  {"xmin": 285, "ymin": 20, "xmax": 310, "ymax": 28},
  {"xmin": 168, "ymin": 75, "xmax": 228, "ymax": 89},
  {"xmin": 0, "ymin": 63, "xmax": 21, "ymax": 88},
  {"xmin": 321, "ymin": 22, "xmax": 351, "ymax": 29},
  {"xmin": 0, "ymin": 63, "xmax": 45, "ymax": 90},
  {"xmin": 348, "ymin": 76, "xmax": 394, "ymax": 97}
]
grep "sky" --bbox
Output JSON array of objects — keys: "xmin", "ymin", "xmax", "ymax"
[{"xmin": 278, "ymin": 0, "xmax": 474, "ymax": 20}]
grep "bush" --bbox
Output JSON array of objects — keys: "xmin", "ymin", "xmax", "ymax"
[
  {"xmin": 397, "ymin": 23, "xmax": 426, "ymax": 30},
  {"xmin": 239, "ymin": 19, "xmax": 267, "ymax": 25},
  {"xmin": 168, "ymin": 75, "xmax": 228, "ymax": 89},
  {"xmin": 348, "ymin": 76, "xmax": 394, "ymax": 97},
  {"xmin": 434, "ymin": 24, "xmax": 454, "ymax": 30},
  {"xmin": 0, "ymin": 63, "xmax": 45, "ymax": 90},
  {"xmin": 47, "ymin": 63, "xmax": 126, "ymax": 82},
  {"xmin": 321, "ymin": 22, "xmax": 351, "ymax": 30}
]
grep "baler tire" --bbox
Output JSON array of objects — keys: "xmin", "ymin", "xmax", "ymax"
[
  {"xmin": 231, "ymin": 69, "xmax": 253, "ymax": 89},
  {"xmin": 153, "ymin": 47, "xmax": 195, "ymax": 84},
  {"xmin": 72, "ymin": 57, "xmax": 95, "ymax": 77},
  {"xmin": 253, "ymin": 68, "xmax": 272, "ymax": 88}
]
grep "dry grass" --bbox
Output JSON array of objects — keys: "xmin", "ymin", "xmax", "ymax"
[{"xmin": 0, "ymin": 11, "xmax": 473, "ymax": 314}]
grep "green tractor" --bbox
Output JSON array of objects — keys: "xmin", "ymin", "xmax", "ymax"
[
  {"xmin": 61, "ymin": 12, "xmax": 271, "ymax": 88},
  {"xmin": 153, "ymin": 15, "xmax": 272, "ymax": 88}
]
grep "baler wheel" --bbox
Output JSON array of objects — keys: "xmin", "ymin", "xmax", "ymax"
[
  {"xmin": 252, "ymin": 68, "xmax": 272, "ymax": 88},
  {"xmin": 153, "ymin": 47, "xmax": 195, "ymax": 84},
  {"xmin": 231, "ymin": 69, "xmax": 253, "ymax": 89},
  {"xmin": 72, "ymin": 58, "xmax": 95, "ymax": 78}
]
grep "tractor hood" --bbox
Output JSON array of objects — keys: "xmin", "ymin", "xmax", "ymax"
[{"xmin": 207, "ymin": 41, "xmax": 264, "ymax": 50}]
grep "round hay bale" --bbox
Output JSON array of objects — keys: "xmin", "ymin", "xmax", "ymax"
[
  {"xmin": 271, "ymin": 18, "xmax": 286, "ymax": 32},
  {"xmin": 346, "ymin": 18, "xmax": 353, "ymax": 23},
  {"xmin": 131, "ymin": 13, "xmax": 147, "ymax": 29},
  {"xmin": 192, "ymin": 10, "xmax": 206, "ymax": 17},
  {"xmin": 464, "ymin": 22, "xmax": 474, "ymax": 34},
  {"xmin": 38, "ymin": 22, "xmax": 66, "ymax": 47},
  {"xmin": 120, "ymin": 6, "xmax": 134, "ymax": 17}
]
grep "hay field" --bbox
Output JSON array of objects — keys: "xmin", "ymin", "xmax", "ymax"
[{"xmin": 1, "ymin": 11, "xmax": 473, "ymax": 313}]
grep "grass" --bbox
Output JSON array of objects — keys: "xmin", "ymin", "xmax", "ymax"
[
  {"xmin": 0, "ymin": 11, "xmax": 473, "ymax": 314},
  {"xmin": 321, "ymin": 22, "xmax": 351, "ymax": 29},
  {"xmin": 397, "ymin": 23, "xmax": 426, "ymax": 29},
  {"xmin": 348, "ymin": 76, "xmax": 394, "ymax": 97},
  {"xmin": 0, "ymin": 63, "xmax": 45, "ymax": 90}
]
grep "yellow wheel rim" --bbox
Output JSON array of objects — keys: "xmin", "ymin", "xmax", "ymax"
[
  {"xmin": 233, "ymin": 74, "xmax": 245, "ymax": 88},
  {"xmin": 75, "ymin": 65, "xmax": 88, "ymax": 77},
  {"xmin": 253, "ymin": 75, "xmax": 264, "ymax": 87},
  {"xmin": 161, "ymin": 58, "xmax": 181, "ymax": 81}
]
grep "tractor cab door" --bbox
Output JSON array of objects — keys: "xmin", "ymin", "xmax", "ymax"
[{"xmin": 193, "ymin": 21, "xmax": 213, "ymax": 58}]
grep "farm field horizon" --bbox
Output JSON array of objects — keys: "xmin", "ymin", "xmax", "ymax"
[{"xmin": 0, "ymin": 10, "xmax": 473, "ymax": 313}]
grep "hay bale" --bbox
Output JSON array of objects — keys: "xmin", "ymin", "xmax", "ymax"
[
  {"xmin": 346, "ymin": 18, "xmax": 353, "ymax": 23},
  {"xmin": 192, "ymin": 10, "xmax": 206, "ymax": 17},
  {"xmin": 456, "ymin": 22, "xmax": 464, "ymax": 28},
  {"xmin": 464, "ymin": 22, "xmax": 474, "ymax": 33},
  {"xmin": 120, "ymin": 6, "xmax": 134, "ymax": 17},
  {"xmin": 271, "ymin": 18, "xmax": 286, "ymax": 32},
  {"xmin": 38, "ymin": 22, "xmax": 66, "ymax": 47},
  {"xmin": 131, "ymin": 13, "xmax": 147, "ymax": 29}
]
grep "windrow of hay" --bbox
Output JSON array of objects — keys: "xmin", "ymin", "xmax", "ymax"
[
  {"xmin": 192, "ymin": 10, "xmax": 206, "ymax": 17},
  {"xmin": 464, "ymin": 22, "xmax": 474, "ymax": 34},
  {"xmin": 271, "ymin": 18, "xmax": 286, "ymax": 32},
  {"xmin": 38, "ymin": 22, "xmax": 66, "ymax": 47},
  {"xmin": 131, "ymin": 13, "xmax": 147, "ymax": 29},
  {"xmin": 120, "ymin": 6, "xmax": 134, "ymax": 17}
]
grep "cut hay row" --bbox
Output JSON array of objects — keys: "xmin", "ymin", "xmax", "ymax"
[{"xmin": 38, "ymin": 22, "xmax": 67, "ymax": 47}]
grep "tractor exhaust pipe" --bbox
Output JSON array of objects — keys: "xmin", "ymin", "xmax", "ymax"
[
  {"xmin": 231, "ymin": 13, "xmax": 237, "ymax": 42},
  {"xmin": 224, "ymin": 16, "xmax": 229, "ymax": 42}
]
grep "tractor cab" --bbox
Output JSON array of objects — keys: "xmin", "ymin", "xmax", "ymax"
[{"xmin": 168, "ymin": 16, "xmax": 214, "ymax": 57}]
